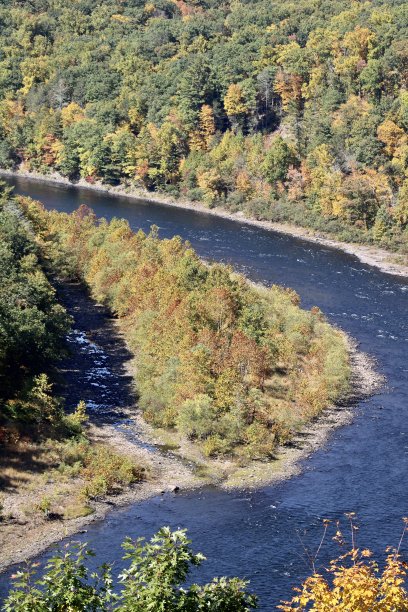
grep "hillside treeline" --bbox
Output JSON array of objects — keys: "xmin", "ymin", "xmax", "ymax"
[
  {"xmin": 22, "ymin": 196, "xmax": 350, "ymax": 459},
  {"xmin": 0, "ymin": 0, "xmax": 407, "ymax": 253}
]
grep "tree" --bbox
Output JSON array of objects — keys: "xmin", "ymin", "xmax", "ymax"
[
  {"xmin": 224, "ymin": 84, "xmax": 248, "ymax": 131},
  {"xmin": 372, "ymin": 204, "xmax": 393, "ymax": 241},
  {"xmin": 279, "ymin": 518, "xmax": 408, "ymax": 611},
  {"xmin": 262, "ymin": 137, "xmax": 293, "ymax": 186},
  {"xmin": 189, "ymin": 104, "xmax": 215, "ymax": 151},
  {"xmin": 4, "ymin": 528, "xmax": 258, "ymax": 611},
  {"xmin": 341, "ymin": 173, "xmax": 380, "ymax": 229},
  {"xmin": 394, "ymin": 179, "xmax": 408, "ymax": 228},
  {"xmin": 377, "ymin": 119, "xmax": 406, "ymax": 156}
]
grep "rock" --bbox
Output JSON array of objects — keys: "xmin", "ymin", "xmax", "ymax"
[{"xmin": 173, "ymin": 486, "xmax": 180, "ymax": 493}]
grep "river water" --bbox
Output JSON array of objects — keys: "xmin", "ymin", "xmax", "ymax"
[{"xmin": 2, "ymin": 175, "xmax": 408, "ymax": 608}]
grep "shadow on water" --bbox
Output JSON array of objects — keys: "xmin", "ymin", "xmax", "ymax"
[{"xmin": 53, "ymin": 279, "xmax": 136, "ymax": 424}]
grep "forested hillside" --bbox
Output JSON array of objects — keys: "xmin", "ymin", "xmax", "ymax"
[{"xmin": 0, "ymin": 0, "xmax": 407, "ymax": 253}]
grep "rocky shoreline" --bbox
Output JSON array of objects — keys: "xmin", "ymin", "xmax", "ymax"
[{"xmin": 1, "ymin": 167, "xmax": 408, "ymax": 280}]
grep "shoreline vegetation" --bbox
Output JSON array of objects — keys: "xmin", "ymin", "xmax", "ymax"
[
  {"xmin": 0, "ymin": 189, "xmax": 381, "ymax": 574},
  {"xmin": 0, "ymin": 325, "xmax": 381, "ymax": 577},
  {"xmin": 2, "ymin": 167, "xmax": 408, "ymax": 280},
  {"xmin": 0, "ymin": 0, "xmax": 407, "ymax": 605},
  {"xmin": 23, "ymin": 195, "xmax": 353, "ymax": 461}
]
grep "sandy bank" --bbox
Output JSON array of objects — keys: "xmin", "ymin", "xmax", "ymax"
[{"xmin": 1, "ymin": 167, "xmax": 408, "ymax": 280}]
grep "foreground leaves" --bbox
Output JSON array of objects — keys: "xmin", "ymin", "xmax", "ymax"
[{"xmin": 4, "ymin": 527, "xmax": 258, "ymax": 611}]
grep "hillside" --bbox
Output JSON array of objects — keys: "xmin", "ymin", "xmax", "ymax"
[{"xmin": 0, "ymin": 0, "xmax": 407, "ymax": 255}]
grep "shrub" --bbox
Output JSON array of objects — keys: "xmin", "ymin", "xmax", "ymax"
[
  {"xmin": 4, "ymin": 528, "xmax": 258, "ymax": 611},
  {"xmin": 279, "ymin": 516, "xmax": 408, "ymax": 611},
  {"xmin": 177, "ymin": 394, "xmax": 217, "ymax": 440},
  {"xmin": 80, "ymin": 446, "xmax": 145, "ymax": 499}
]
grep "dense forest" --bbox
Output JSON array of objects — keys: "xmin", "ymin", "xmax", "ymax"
[
  {"xmin": 0, "ymin": 0, "xmax": 407, "ymax": 253},
  {"xmin": 21, "ymin": 195, "xmax": 350, "ymax": 460},
  {"xmin": 0, "ymin": 183, "xmax": 71, "ymax": 439}
]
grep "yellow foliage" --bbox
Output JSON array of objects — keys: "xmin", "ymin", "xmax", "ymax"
[
  {"xmin": 280, "ymin": 551, "xmax": 408, "ymax": 611},
  {"xmin": 19, "ymin": 56, "xmax": 50, "ymax": 96},
  {"xmin": 78, "ymin": 146, "xmax": 97, "ymax": 179},
  {"xmin": 302, "ymin": 66, "xmax": 324, "ymax": 101},
  {"xmin": 377, "ymin": 119, "xmax": 406, "ymax": 156},
  {"xmin": 0, "ymin": 99, "xmax": 25, "ymax": 134},
  {"xmin": 304, "ymin": 145, "xmax": 347, "ymax": 217},
  {"xmin": 332, "ymin": 26, "xmax": 375, "ymax": 81},
  {"xmin": 363, "ymin": 168, "xmax": 393, "ymax": 208},
  {"xmin": 342, "ymin": 26, "xmax": 375, "ymax": 61},
  {"xmin": 224, "ymin": 84, "xmax": 248, "ymax": 117},
  {"xmin": 370, "ymin": 7, "xmax": 393, "ymax": 26},
  {"xmin": 394, "ymin": 180, "xmax": 408, "ymax": 226},
  {"xmin": 280, "ymin": 518, "xmax": 408, "ymax": 611},
  {"xmin": 61, "ymin": 102, "xmax": 85, "ymax": 127},
  {"xmin": 128, "ymin": 107, "xmax": 143, "ymax": 132},
  {"xmin": 189, "ymin": 104, "xmax": 215, "ymax": 151},
  {"xmin": 199, "ymin": 104, "xmax": 215, "ymax": 149},
  {"xmin": 197, "ymin": 168, "xmax": 224, "ymax": 203},
  {"xmin": 111, "ymin": 14, "xmax": 131, "ymax": 23},
  {"xmin": 235, "ymin": 170, "xmax": 254, "ymax": 199},
  {"xmin": 274, "ymin": 70, "xmax": 303, "ymax": 110}
]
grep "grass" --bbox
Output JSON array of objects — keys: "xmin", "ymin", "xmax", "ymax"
[{"xmin": 0, "ymin": 435, "xmax": 146, "ymax": 524}]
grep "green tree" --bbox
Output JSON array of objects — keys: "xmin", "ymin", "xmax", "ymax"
[
  {"xmin": 4, "ymin": 528, "xmax": 258, "ymax": 611},
  {"xmin": 262, "ymin": 137, "xmax": 293, "ymax": 186}
]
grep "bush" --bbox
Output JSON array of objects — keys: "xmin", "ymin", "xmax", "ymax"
[
  {"xmin": 279, "ymin": 517, "xmax": 408, "ymax": 611},
  {"xmin": 177, "ymin": 395, "xmax": 217, "ymax": 440},
  {"xmin": 80, "ymin": 446, "xmax": 145, "ymax": 499},
  {"xmin": 4, "ymin": 528, "xmax": 258, "ymax": 611}
]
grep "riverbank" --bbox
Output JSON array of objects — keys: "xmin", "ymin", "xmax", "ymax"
[
  {"xmin": 143, "ymin": 337, "xmax": 381, "ymax": 490},
  {"xmin": 1, "ymin": 167, "xmax": 408, "ymax": 279},
  {"xmin": 0, "ymin": 419, "xmax": 205, "ymax": 574}
]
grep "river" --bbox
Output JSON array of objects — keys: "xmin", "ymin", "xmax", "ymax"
[{"xmin": 2, "ymin": 175, "xmax": 408, "ymax": 609}]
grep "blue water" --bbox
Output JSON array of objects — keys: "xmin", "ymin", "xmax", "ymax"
[{"xmin": 1, "ymin": 175, "xmax": 408, "ymax": 609}]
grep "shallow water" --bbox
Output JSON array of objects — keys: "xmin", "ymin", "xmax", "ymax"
[{"xmin": 1, "ymin": 175, "xmax": 408, "ymax": 608}]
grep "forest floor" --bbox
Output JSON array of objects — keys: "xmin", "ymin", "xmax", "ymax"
[
  {"xmin": 1, "ymin": 167, "xmax": 408, "ymax": 279},
  {"xmin": 0, "ymin": 275, "xmax": 382, "ymax": 576}
]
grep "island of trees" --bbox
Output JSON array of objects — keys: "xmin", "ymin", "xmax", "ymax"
[
  {"xmin": 0, "ymin": 0, "xmax": 407, "ymax": 255},
  {"xmin": 21, "ymin": 194, "xmax": 350, "ymax": 460}
]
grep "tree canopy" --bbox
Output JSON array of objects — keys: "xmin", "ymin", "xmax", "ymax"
[{"xmin": 0, "ymin": 0, "xmax": 407, "ymax": 252}]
